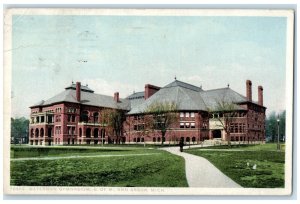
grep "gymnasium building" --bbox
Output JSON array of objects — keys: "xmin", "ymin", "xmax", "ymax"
[{"xmin": 28, "ymin": 79, "xmax": 266, "ymax": 145}]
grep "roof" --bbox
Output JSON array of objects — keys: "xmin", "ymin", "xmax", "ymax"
[
  {"xmin": 126, "ymin": 91, "xmax": 145, "ymax": 100},
  {"xmin": 128, "ymin": 80, "xmax": 207, "ymax": 114},
  {"xmin": 65, "ymin": 83, "xmax": 94, "ymax": 93},
  {"xmin": 164, "ymin": 80, "xmax": 203, "ymax": 92},
  {"xmin": 127, "ymin": 80, "xmax": 256, "ymax": 114},
  {"xmin": 200, "ymin": 87, "xmax": 248, "ymax": 111},
  {"xmin": 31, "ymin": 80, "xmax": 265, "ymax": 113},
  {"xmin": 31, "ymin": 89, "xmax": 130, "ymax": 110}
]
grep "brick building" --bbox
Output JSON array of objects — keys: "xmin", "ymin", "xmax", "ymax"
[
  {"xmin": 29, "ymin": 82, "xmax": 130, "ymax": 145},
  {"xmin": 29, "ymin": 79, "xmax": 266, "ymax": 146}
]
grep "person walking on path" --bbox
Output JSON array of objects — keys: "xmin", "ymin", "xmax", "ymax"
[{"xmin": 179, "ymin": 138, "xmax": 184, "ymax": 152}]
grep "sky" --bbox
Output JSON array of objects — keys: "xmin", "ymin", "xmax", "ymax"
[{"xmin": 10, "ymin": 14, "xmax": 288, "ymax": 118}]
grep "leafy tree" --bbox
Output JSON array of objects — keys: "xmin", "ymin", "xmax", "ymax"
[
  {"xmin": 208, "ymin": 99, "xmax": 237, "ymax": 147},
  {"xmin": 11, "ymin": 117, "xmax": 29, "ymax": 144},
  {"xmin": 144, "ymin": 101, "xmax": 178, "ymax": 146},
  {"xmin": 266, "ymin": 110, "xmax": 286, "ymax": 142}
]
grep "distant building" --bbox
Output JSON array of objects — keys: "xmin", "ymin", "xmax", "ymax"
[{"xmin": 29, "ymin": 80, "xmax": 266, "ymax": 145}]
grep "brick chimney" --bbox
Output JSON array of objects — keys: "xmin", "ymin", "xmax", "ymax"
[
  {"xmin": 145, "ymin": 84, "xmax": 160, "ymax": 100},
  {"xmin": 246, "ymin": 80, "xmax": 252, "ymax": 101},
  {"xmin": 76, "ymin": 82, "xmax": 81, "ymax": 102},
  {"xmin": 114, "ymin": 92, "xmax": 119, "ymax": 102},
  {"xmin": 258, "ymin": 86, "xmax": 263, "ymax": 106}
]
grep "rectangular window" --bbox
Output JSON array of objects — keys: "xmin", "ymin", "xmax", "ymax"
[
  {"xmin": 180, "ymin": 112, "xmax": 184, "ymax": 118},
  {"xmin": 134, "ymin": 125, "xmax": 138, "ymax": 131},
  {"xmin": 185, "ymin": 112, "xmax": 190, "ymax": 118},
  {"xmin": 191, "ymin": 122, "xmax": 195, "ymax": 128},
  {"xmin": 180, "ymin": 122, "xmax": 184, "ymax": 128},
  {"xmin": 185, "ymin": 123, "xmax": 190, "ymax": 128},
  {"xmin": 235, "ymin": 124, "xmax": 238, "ymax": 133},
  {"xmin": 191, "ymin": 112, "xmax": 195, "ymax": 117}
]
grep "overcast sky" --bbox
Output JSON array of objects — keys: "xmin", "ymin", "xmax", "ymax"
[{"xmin": 11, "ymin": 14, "xmax": 287, "ymax": 118}]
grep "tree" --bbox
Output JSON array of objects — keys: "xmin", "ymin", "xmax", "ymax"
[
  {"xmin": 208, "ymin": 100, "xmax": 237, "ymax": 147},
  {"xmin": 144, "ymin": 101, "xmax": 178, "ymax": 146},
  {"xmin": 106, "ymin": 109, "xmax": 126, "ymax": 144},
  {"xmin": 11, "ymin": 117, "xmax": 30, "ymax": 144},
  {"xmin": 266, "ymin": 110, "xmax": 286, "ymax": 142},
  {"xmin": 99, "ymin": 108, "xmax": 112, "ymax": 145}
]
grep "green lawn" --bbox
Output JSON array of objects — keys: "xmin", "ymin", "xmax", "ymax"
[
  {"xmin": 185, "ymin": 143, "xmax": 285, "ymax": 188},
  {"xmin": 10, "ymin": 146, "xmax": 188, "ymax": 187}
]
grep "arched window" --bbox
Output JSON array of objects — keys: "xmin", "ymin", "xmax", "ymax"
[
  {"xmin": 133, "ymin": 138, "xmax": 136, "ymax": 142},
  {"xmin": 30, "ymin": 129, "xmax": 34, "ymax": 138},
  {"xmin": 137, "ymin": 138, "xmax": 140, "ymax": 143},
  {"xmin": 35, "ymin": 128, "xmax": 39, "ymax": 137},
  {"xmin": 79, "ymin": 128, "xmax": 82, "ymax": 137},
  {"xmin": 157, "ymin": 137, "xmax": 161, "ymax": 142},
  {"xmin": 153, "ymin": 137, "xmax": 156, "ymax": 142},
  {"xmin": 86, "ymin": 128, "xmax": 91, "ymax": 138},
  {"xmin": 141, "ymin": 138, "xmax": 144, "ymax": 142},
  {"xmin": 94, "ymin": 128, "xmax": 99, "ymax": 138},
  {"xmin": 186, "ymin": 137, "xmax": 190, "ymax": 142},
  {"xmin": 192, "ymin": 137, "xmax": 196, "ymax": 143},
  {"xmin": 40, "ymin": 128, "xmax": 44, "ymax": 137}
]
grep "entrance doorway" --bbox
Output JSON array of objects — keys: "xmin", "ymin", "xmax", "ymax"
[{"xmin": 212, "ymin": 130, "xmax": 221, "ymax": 139}]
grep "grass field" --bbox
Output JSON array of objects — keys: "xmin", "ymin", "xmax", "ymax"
[
  {"xmin": 10, "ymin": 146, "xmax": 188, "ymax": 187},
  {"xmin": 185, "ymin": 143, "xmax": 285, "ymax": 188}
]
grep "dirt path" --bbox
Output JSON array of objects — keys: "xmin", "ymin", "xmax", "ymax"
[{"xmin": 162, "ymin": 146, "xmax": 241, "ymax": 188}]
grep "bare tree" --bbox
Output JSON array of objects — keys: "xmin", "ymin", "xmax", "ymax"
[
  {"xmin": 144, "ymin": 101, "xmax": 179, "ymax": 146},
  {"xmin": 208, "ymin": 99, "xmax": 237, "ymax": 147},
  {"xmin": 99, "ymin": 108, "xmax": 112, "ymax": 145},
  {"xmin": 106, "ymin": 109, "xmax": 126, "ymax": 144}
]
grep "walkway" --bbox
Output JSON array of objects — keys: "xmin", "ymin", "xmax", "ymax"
[
  {"xmin": 11, "ymin": 153, "xmax": 161, "ymax": 162},
  {"xmin": 162, "ymin": 146, "xmax": 241, "ymax": 188}
]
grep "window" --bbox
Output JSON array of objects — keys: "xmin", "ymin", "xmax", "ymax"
[
  {"xmin": 180, "ymin": 123, "xmax": 184, "ymax": 128},
  {"xmin": 191, "ymin": 112, "xmax": 195, "ymax": 117},
  {"xmin": 185, "ymin": 123, "xmax": 190, "ymax": 128},
  {"xmin": 93, "ymin": 112, "xmax": 99, "ymax": 123},
  {"xmin": 185, "ymin": 112, "xmax": 190, "ymax": 118},
  {"xmin": 234, "ymin": 124, "xmax": 238, "ymax": 133},
  {"xmin": 180, "ymin": 112, "xmax": 184, "ymax": 118},
  {"xmin": 191, "ymin": 123, "xmax": 195, "ymax": 128},
  {"xmin": 134, "ymin": 125, "xmax": 138, "ymax": 131},
  {"xmin": 56, "ymin": 115, "xmax": 61, "ymax": 122}
]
